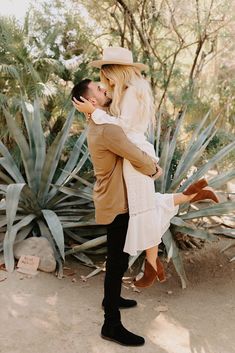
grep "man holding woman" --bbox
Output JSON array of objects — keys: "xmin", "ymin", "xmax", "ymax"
[{"xmin": 71, "ymin": 47, "xmax": 218, "ymax": 347}]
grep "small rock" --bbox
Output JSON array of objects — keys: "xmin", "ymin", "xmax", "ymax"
[
  {"xmin": 14, "ymin": 237, "xmax": 56, "ymax": 273},
  {"xmin": 156, "ymin": 305, "xmax": 168, "ymax": 312},
  {"xmin": 167, "ymin": 290, "xmax": 173, "ymax": 295}
]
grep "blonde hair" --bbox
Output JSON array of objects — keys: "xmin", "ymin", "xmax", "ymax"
[{"xmin": 100, "ymin": 64, "xmax": 155, "ymax": 125}]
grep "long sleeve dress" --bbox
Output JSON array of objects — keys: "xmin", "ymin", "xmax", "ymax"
[{"xmin": 91, "ymin": 85, "xmax": 179, "ymax": 256}]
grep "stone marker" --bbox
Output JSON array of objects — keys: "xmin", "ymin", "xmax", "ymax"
[{"xmin": 14, "ymin": 237, "xmax": 56, "ymax": 273}]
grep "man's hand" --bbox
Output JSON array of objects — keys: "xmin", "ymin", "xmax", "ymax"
[
  {"xmin": 73, "ymin": 96, "xmax": 95, "ymax": 114},
  {"xmin": 152, "ymin": 164, "xmax": 163, "ymax": 180}
]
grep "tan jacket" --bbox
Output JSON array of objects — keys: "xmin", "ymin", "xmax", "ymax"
[{"xmin": 87, "ymin": 121, "xmax": 157, "ymax": 224}]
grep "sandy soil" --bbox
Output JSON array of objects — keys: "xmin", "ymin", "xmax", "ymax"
[{"xmin": 0, "ymin": 237, "xmax": 235, "ymax": 353}]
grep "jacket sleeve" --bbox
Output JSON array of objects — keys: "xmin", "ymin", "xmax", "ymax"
[{"xmin": 102, "ymin": 124, "xmax": 157, "ymax": 176}]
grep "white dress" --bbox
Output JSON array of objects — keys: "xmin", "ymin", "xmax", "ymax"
[{"xmin": 91, "ymin": 85, "xmax": 179, "ymax": 256}]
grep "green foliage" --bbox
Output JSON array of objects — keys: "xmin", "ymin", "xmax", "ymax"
[
  {"xmin": 155, "ymin": 109, "xmax": 235, "ymax": 287},
  {"xmin": 0, "ymin": 100, "xmax": 104, "ymax": 274}
]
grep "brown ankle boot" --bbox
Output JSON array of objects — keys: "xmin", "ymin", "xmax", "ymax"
[
  {"xmin": 190, "ymin": 189, "xmax": 219, "ymax": 203},
  {"xmin": 156, "ymin": 257, "xmax": 166, "ymax": 283},
  {"xmin": 134, "ymin": 260, "xmax": 158, "ymax": 288},
  {"xmin": 183, "ymin": 178, "xmax": 208, "ymax": 195}
]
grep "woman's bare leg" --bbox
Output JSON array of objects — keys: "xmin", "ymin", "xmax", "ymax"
[
  {"xmin": 146, "ymin": 246, "xmax": 158, "ymax": 271},
  {"xmin": 145, "ymin": 193, "xmax": 196, "ymax": 270},
  {"xmin": 173, "ymin": 193, "xmax": 197, "ymax": 206}
]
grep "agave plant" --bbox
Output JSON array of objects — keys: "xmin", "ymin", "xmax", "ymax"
[
  {"xmin": 0, "ymin": 100, "xmax": 107, "ymax": 275},
  {"xmin": 153, "ymin": 109, "xmax": 235, "ymax": 288}
]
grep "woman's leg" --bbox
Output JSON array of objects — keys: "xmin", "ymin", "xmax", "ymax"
[
  {"xmin": 146, "ymin": 246, "xmax": 158, "ymax": 271},
  {"xmin": 173, "ymin": 193, "xmax": 197, "ymax": 206}
]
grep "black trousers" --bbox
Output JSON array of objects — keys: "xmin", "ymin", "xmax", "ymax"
[{"xmin": 103, "ymin": 213, "xmax": 129, "ymax": 325}]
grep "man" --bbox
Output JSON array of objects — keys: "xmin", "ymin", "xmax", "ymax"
[{"xmin": 71, "ymin": 79, "xmax": 158, "ymax": 347}]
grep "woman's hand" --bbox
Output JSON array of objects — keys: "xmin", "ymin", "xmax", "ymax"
[
  {"xmin": 73, "ymin": 96, "xmax": 95, "ymax": 114},
  {"xmin": 152, "ymin": 164, "xmax": 163, "ymax": 180}
]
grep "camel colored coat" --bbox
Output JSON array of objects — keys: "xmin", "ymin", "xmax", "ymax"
[{"xmin": 87, "ymin": 121, "xmax": 157, "ymax": 224}]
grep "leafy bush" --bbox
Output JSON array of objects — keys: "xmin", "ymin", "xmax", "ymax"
[
  {"xmin": 0, "ymin": 100, "xmax": 105, "ymax": 275},
  {"xmin": 154, "ymin": 109, "xmax": 235, "ymax": 287}
]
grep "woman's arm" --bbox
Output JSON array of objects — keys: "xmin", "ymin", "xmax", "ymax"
[{"xmin": 91, "ymin": 86, "xmax": 139, "ymax": 132}]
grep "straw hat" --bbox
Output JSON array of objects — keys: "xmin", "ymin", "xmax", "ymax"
[{"xmin": 89, "ymin": 47, "xmax": 148, "ymax": 71}]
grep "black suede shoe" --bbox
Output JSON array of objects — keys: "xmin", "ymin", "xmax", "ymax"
[
  {"xmin": 102, "ymin": 297, "xmax": 137, "ymax": 309},
  {"xmin": 101, "ymin": 322, "xmax": 145, "ymax": 346}
]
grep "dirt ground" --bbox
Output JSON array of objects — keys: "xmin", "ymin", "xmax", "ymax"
[{"xmin": 0, "ymin": 237, "xmax": 235, "ymax": 353}]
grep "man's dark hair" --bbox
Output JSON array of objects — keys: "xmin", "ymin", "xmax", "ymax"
[{"xmin": 71, "ymin": 79, "xmax": 91, "ymax": 102}]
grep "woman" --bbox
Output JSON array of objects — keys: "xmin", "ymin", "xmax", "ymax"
[{"xmin": 73, "ymin": 47, "xmax": 218, "ymax": 288}]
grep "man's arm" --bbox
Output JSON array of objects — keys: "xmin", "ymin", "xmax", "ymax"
[{"xmin": 102, "ymin": 124, "xmax": 157, "ymax": 176}]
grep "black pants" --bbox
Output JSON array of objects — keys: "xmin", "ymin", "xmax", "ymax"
[{"xmin": 103, "ymin": 213, "xmax": 129, "ymax": 325}]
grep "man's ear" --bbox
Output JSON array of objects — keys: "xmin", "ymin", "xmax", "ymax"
[{"xmin": 88, "ymin": 97, "xmax": 97, "ymax": 106}]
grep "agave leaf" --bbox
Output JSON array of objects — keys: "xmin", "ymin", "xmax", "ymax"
[
  {"xmin": 178, "ymin": 140, "xmax": 235, "ymax": 192},
  {"xmin": 65, "ymin": 235, "xmax": 107, "ymax": 255},
  {"xmin": 84, "ymin": 267, "xmax": 104, "ymax": 279},
  {"xmin": 173, "ymin": 116, "xmax": 218, "ymax": 182},
  {"xmin": 174, "ymin": 110, "xmax": 211, "ymax": 179},
  {"xmin": 42, "ymin": 209, "xmax": 65, "ymax": 260},
  {"xmin": 55, "ymin": 126, "xmax": 88, "ymax": 185},
  {"xmin": 0, "ymin": 141, "xmax": 25, "ymax": 183},
  {"xmin": 54, "ymin": 200, "xmax": 92, "ymax": 208},
  {"xmin": 0, "ymin": 157, "xmax": 25, "ymax": 184},
  {"xmin": 162, "ymin": 229, "xmax": 187, "ymax": 289},
  {"xmin": 4, "ymin": 214, "xmax": 36, "ymax": 272},
  {"xmin": 85, "ymin": 248, "xmax": 107, "ymax": 254},
  {"xmin": 21, "ymin": 100, "xmax": 34, "ymax": 152},
  {"xmin": 55, "ymin": 185, "xmax": 93, "ymax": 201},
  {"xmin": 208, "ymin": 170, "xmax": 235, "ymax": 189},
  {"xmin": 64, "ymin": 229, "xmax": 87, "ymax": 243},
  {"xmin": 164, "ymin": 110, "xmax": 186, "ymax": 185},
  {"xmin": 15, "ymin": 223, "xmax": 34, "ymax": 243},
  {"xmin": 65, "ymin": 227, "xmax": 106, "ymax": 238},
  {"xmin": 212, "ymin": 228, "xmax": 235, "ymax": 238},
  {"xmin": 72, "ymin": 252, "xmax": 95, "ymax": 266},
  {"xmin": 173, "ymin": 225, "xmax": 216, "ymax": 240},
  {"xmin": 171, "ymin": 216, "xmax": 196, "ymax": 229},
  {"xmin": 157, "ymin": 129, "xmax": 171, "ymax": 193},
  {"xmin": 58, "ymin": 215, "xmax": 84, "ymax": 221},
  {"xmin": 3, "ymin": 108, "xmax": 36, "ymax": 190},
  {"xmin": 61, "ymin": 149, "xmax": 90, "ymax": 186},
  {"xmin": 38, "ymin": 108, "xmax": 75, "ymax": 204},
  {"xmin": 181, "ymin": 202, "xmax": 235, "ymax": 219},
  {"xmin": 37, "ymin": 219, "xmax": 63, "ymax": 277},
  {"xmin": 31, "ymin": 100, "xmax": 46, "ymax": 192},
  {"xmin": 172, "ymin": 130, "xmax": 217, "ymax": 191},
  {"xmin": 6, "ymin": 183, "xmax": 26, "ymax": 234},
  {"xmin": 62, "ymin": 221, "xmax": 97, "ymax": 228},
  {"xmin": 0, "ymin": 170, "xmax": 14, "ymax": 184},
  {"xmin": 0, "ymin": 215, "xmax": 24, "ymax": 228},
  {"xmin": 47, "ymin": 149, "xmax": 90, "ymax": 200},
  {"xmin": 60, "ymin": 170, "xmax": 94, "ymax": 189}
]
